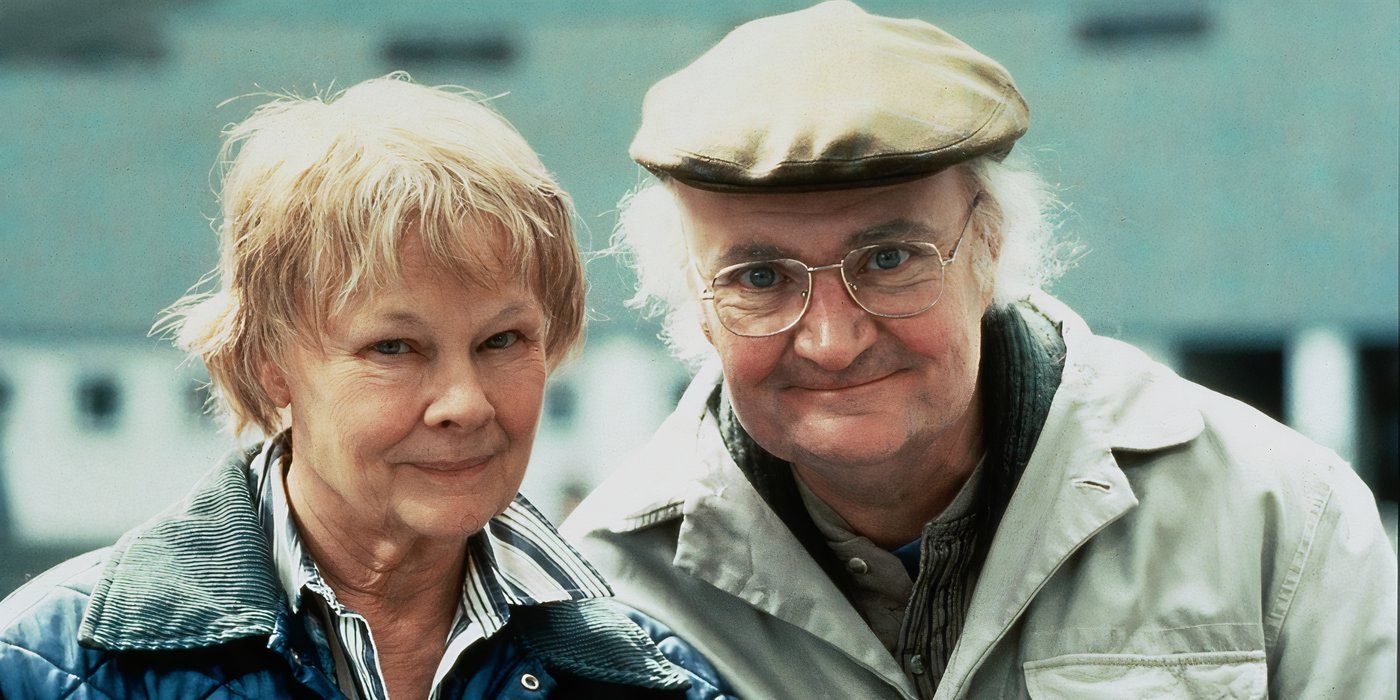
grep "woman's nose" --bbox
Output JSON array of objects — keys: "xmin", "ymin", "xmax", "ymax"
[{"xmin": 423, "ymin": 363, "xmax": 496, "ymax": 431}]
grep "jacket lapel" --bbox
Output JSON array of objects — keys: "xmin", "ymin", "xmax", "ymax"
[
  {"xmin": 665, "ymin": 365, "xmax": 918, "ymax": 696},
  {"xmin": 937, "ymin": 295, "xmax": 1204, "ymax": 698}
]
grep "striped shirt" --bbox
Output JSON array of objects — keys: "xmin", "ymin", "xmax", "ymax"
[{"xmin": 250, "ymin": 440, "xmax": 613, "ymax": 699}]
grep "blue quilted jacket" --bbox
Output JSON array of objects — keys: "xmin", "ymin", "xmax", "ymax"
[{"xmin": 0, "ymin": 453, "xmax": 731, "ymax": 699}]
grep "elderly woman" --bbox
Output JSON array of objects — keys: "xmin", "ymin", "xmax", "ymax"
[{"xmin": 0, "ymin": 75, "xmax": 726, "ymax": 699}]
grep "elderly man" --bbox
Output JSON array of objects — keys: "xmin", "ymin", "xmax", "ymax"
[{"xmin": 564, "ymin": 3, "xmax": 1398, "ymax": 698}]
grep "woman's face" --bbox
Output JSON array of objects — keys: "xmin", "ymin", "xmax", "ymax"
[{"xmin": 264, "ymin": 236, "xmax": 549, "ymax": 543}]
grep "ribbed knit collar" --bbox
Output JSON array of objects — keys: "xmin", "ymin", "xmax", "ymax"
[{"xmin": 713, "ymin": 300, "xmax": 1067, "ymax": 596}]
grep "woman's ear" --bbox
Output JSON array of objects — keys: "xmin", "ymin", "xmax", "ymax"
[{"xmin": 258, "ymin": 358, "xmax": 292, "ymax": 408}]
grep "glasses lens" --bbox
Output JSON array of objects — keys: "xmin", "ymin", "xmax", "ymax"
[
  {"xmin": 710, "ymin": 259, "xmax": 810, "ymax": 336},
  {"xmin": 842, "ymin": 242, "xmax": 946, "ymax": 317}
]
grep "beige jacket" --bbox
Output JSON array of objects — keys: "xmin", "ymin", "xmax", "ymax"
[{"xmin": 563, "ymin": 296, "xmax": 1397, "ymax": 699}]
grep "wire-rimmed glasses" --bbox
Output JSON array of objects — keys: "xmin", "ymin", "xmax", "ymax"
[{"xmin": 697, "ymin": 192, "xmax": 981, "ymax": 337}]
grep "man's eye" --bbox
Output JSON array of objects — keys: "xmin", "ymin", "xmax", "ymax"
[
  {"xmin": 866, "ymin": 247, "xmax": 912, "ymax": 271},
  {"xmin": 739, "ymin": 265, "xmax": 783, "ymax": 289},
  {"xmin": 370, "ymin": 339, "xmax": 411, "ymax": 355},
  {"xmin": 482, "ymin": 331, "xmax": 519, "ymax": 350}
]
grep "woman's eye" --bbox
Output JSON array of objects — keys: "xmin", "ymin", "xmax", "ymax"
[
  {"xmin": 867, "ymin": 247, "xmax": 911, "ymax": 271},
  {"xmin": 482, "ymin": 331, "xmax": 519, "ymax": 350},
  {"xmin": 739, "ymin": 264, "xmax": 783, "ymax": 289},
  {"xmin": 370, "ymin": 339, "xmax": 411, "ymax": 355}
]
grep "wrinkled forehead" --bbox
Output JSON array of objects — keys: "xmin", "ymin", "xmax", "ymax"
[
  {"xmin": 332, "ymin": 244, "xmax": 540, "ymax": 323},
  {"xmin": 308, "ymin": 216, "xmax": 528, "ymax": 323},
  {"xmin": 673, "ymin": 168, "xmax": 973, "ymax": 267},
  {"xmin": 397, "ymin": 219, "xmax": 514, "ymax": 281}
]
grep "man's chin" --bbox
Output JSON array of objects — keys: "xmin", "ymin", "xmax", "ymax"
[{"xmin": 782, "ymin": 417, "xmax": 910, "ymax": 466}]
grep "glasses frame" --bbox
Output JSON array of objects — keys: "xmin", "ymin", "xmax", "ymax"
[{"xmin": 697, "ymin": 191, "xmax": 982, "ymax": 338}]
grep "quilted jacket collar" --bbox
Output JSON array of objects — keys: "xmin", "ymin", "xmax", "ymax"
[
  {"xmin": 74, "ymin": 448, "xmax": 689, "ymax": 691},
  {"xmin": 79, "ymin": 447, "xmax": 282, "ymax": 651}
]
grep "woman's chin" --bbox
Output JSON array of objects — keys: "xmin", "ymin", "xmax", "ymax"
[{"xmin": 393, "ymin": 500, "xmax": 497, "ymax": 542}]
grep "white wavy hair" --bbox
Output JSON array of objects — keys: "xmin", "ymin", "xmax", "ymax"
[{"xmin": 613, "ymin": 153, "xmax": 1070, "ymax": 367}]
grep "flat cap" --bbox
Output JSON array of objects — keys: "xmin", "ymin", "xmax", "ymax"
[{"xmin": 630, "ymin": 1, "xmax": 1029, "ymax": 192}]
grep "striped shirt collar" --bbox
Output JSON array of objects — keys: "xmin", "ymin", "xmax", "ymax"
[{"xmin": 250, "ymin": 438, "xmax": 613, "ymax": 697}]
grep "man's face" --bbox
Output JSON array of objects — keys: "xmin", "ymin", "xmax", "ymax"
[{"xmin": 676, "ymin": 169, "xmax": 992, "ymax": 494}]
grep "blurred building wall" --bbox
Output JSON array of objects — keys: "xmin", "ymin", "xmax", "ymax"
[{"xmin": 1, "ymin": 0, "xmax": 1396, "ymax": 591}]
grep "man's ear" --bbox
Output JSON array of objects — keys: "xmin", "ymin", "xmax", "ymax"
[
  {"xmin": 701, "ymin": 321, "xmax": 714, "ymax": 346},
  {"xmin": 973, "ymin": 211, "xmax": 1003, "ymax": 307},
  {"xmin": 258, "ymin": 358, "xmax": 292, "ymax": 408}
]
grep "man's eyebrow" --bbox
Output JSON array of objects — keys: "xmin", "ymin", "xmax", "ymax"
[
  {"xmin": 713, "ymin": 242, "xmax": 800, "ymax": 268},
  {"xmin": 846, "ymin": 219, "xmax": 941, "ymax": 247},
  {"xmin": 707, "ymin": 219, "xmax": 943, "ymax": 269}
]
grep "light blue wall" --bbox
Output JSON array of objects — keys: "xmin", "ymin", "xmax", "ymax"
[
  {"xmin": 1, "ymin": 0, "xmax": 1397, "ymax": 594},
  {"xmin": 1, "ymin": 0, "xmax": 1396, "ymax": 341}
]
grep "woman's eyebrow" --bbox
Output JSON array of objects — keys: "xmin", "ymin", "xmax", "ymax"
[
  {"xmin": 374, "ymin": 303, "xmax": 538, "ymax": 328},
  {"xmin": 377, "ymin": 310, "xmax": 427, "ymax": 328},
  {"xmin": 489, "ymin": 302, "xmax": 538, "ymax": 323}
]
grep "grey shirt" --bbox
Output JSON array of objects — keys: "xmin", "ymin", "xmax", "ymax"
[{"xmin": 797, "ymin": 461, "xmax": 984, "ymax": 696}]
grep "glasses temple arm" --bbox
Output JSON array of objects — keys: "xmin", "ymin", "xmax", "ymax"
[{"xmin": 943, "ymin": 191, "xmax": 982, "ymax": 266}]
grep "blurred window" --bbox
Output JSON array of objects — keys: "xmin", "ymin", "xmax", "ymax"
[
  {"xmin": 546, "ymin": 381, "xmax": 577, "ymax": 424},
  {"xmin": 1179, "ymin": 344, "xmax": 1285, "ymax": 422},
  {"xmin": 1078, "ymin": 9, "xmax": 1210, "ymax": 48},
  {"xmin": 382, "ymin": 33, "xmax": 516, "ymax": 69},
  {"xmin": 76, "ymin": 375, "xmax": 122, "ymax": 431},
  {"xmin": 1359, "ymin": 344, "xmax": 1399, "ymax": 501},
  {"xmin": 0, "ymin": 4, "xmax": 166, "ymax": 66}
]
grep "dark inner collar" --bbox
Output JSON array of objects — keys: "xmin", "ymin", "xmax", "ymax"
[{"xmin": 711, "ymin": 301, "xmax": 1067, "ymax": 594}]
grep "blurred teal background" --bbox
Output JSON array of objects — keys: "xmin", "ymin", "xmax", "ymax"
[{"xmin": 1, "ymin": 1, "xmax": 1396, "ymax": 593}]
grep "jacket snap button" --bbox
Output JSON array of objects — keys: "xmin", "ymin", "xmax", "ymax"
[
  {"xmin": 520, "ymin": 673, "xmax": 541, "ymax": 690},
  {"xmin": 846, "ymin": 557, "xmax": 870, "ymax": 574},
  {"xmin": 909, "ymin": 654, "xmax": 926, "ymax": 675}
]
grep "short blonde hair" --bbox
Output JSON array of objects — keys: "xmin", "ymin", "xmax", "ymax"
[{"xmin": 162, "ymin": 73, "xmax": 584, "ymax": 436}]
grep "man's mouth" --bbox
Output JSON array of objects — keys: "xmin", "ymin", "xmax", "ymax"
[{"xmin": 791, "ymin": 370, "xmax": 899, "ymax": 392}]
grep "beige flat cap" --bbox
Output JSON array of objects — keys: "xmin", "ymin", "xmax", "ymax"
[{"xmin": 630, "ymin": 1, "xmax": 1028, "ymax": 192}]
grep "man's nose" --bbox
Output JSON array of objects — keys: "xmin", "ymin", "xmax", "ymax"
[
  {"xmin": 791, "ymin": 270, "xmax": 877, "ymax": 371},
  {"xmin": 423, "ymin": 361, "xmax": 496, "ymax": 431}
]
